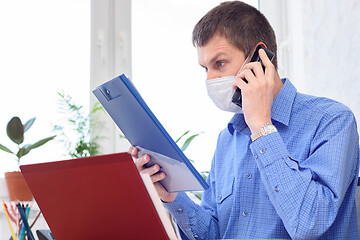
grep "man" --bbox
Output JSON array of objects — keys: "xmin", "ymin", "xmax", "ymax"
[{"xmin": 129, "ymin": 1, "xmax": 359, "ymax": 239}]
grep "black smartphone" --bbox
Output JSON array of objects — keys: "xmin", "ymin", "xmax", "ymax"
[{"xmin": 231, "ymin": 45, "xmax": 275, "ymax": 107}]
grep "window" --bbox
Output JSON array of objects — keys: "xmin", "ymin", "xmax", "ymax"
[{"xmin": 0, "ymin": 1, "xmax": 90, "ymax": 173}]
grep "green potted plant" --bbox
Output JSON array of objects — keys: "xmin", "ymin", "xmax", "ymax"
[
  {"xmin": 53, "ymin": 92, "xmax": 102, "ymax": 158},
  {"xmin": 0, "ymin": 116, "xmax": 56, "ymax": 201}
]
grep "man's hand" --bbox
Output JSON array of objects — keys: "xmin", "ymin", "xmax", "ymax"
[
  {"xmin": 233, "ymin": 48, "xmax": 277, "ymax": 133},
  {"xmin": 129, "ymin": 146, "xmax": 178, "ymax": 203}
]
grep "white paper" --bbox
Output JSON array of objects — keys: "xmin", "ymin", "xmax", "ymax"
[
  {"xmin": 136, "ymin": 146, "xmax": 204, "ymax": 192},
  {"xmin": 140, "ymin": 173, "xmax": 178, "ymax": 240}
]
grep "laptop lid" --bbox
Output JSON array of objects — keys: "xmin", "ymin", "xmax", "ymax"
[{"xmin": 20, "ymin": 153, "xmax": 169, "ymax": 240}]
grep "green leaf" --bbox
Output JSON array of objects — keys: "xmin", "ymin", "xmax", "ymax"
[
  {"xmin": 23, "ymin": 118, "xmax": 36, "ymax": 132},
  {"xmin": 16, "ymin": 144, "xmax": 32, "ymax": 159},
  {"xmin": 175, "ymin": 130, "xmax": 190, "ymax": 143},
  {"xmin": 29, "ymin": 135, "xmax": 56, "ymax": 150},
  {"xmin": 119, "ymin": 134, "xmax": 127, "ymax": 139},
  {"xmin": 57, "ymin": 91, "xmax": 64, "ymax": 98},
  {"xmin": 181, "ymin": 133, "xmax": 200, "ymax": 152},
  {"xmin": 53, "ymin": 125, "xmax": 63, "ymax": 131},
  {"xmin": 200, "ymin": 171, "xmax": 209, "ymax": 181},
  {"xmin": 6, "ymin": 117, "xmax": 24, "ymax": 145},
  {"xmin": 90, "ymin": 102, "xmax": 103, "ymax": 114},
  {"xmin": 54, "ymin": 91, "xmax": 101, "ymax": 158},
  {"xmin": 191, "ymin": 191, "xmax": 203, "ymax": 201},
  {"xmin": 0, "ymin": 144, "xmax": 14, "ymax": 154}
]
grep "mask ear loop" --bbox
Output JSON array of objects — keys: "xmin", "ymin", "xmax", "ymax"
[{"xmin": 236, "ymin": 54, "xmax": 251, "ymax": 76}]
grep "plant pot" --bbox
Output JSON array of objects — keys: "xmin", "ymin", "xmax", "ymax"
[{"xmin": 5, "ymin": 171, "xmax": 33, "ymax": 201}]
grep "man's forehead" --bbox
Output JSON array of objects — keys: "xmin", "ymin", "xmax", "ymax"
[
  {"xmin": 197, "ymin": 35, "xmax": 241, "ymax": 64},
  {"xmin": 200, "ymin": 33, "xmax": 233, "ymax": 48}
]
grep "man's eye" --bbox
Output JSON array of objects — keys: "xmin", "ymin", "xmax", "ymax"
[{"xmin": 216, "ymin": 61, "xmax": 225, "ymax": 67}]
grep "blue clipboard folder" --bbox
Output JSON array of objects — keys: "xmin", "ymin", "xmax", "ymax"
[{"xmin": 93, "ymin": 74, "xmax": 208, "ymax": 192}]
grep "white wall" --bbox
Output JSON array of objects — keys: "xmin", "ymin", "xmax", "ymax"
[
  {"xmin": 261, "ymin": 0, "xmax": 360, "ymax": 122},
  {"xmin": 302, "ymin": 0, "xmax": 360, "ymax": 120}
]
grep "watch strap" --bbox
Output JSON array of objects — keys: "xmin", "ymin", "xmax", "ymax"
[{"xmin": 251, "ymin": 123, "xmax": 277, "ymax": 142}]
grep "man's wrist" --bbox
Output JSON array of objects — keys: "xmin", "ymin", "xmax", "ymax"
[
  {"xmin": 251, "ymin": 123, "xmax": 277, "ymax": 142},
  {"xmin": 161, "ymin": 192, "xmax": 178, "ymax": 203},
  {"xmin": 249, "ymin": 119, "xmax": 272, "ymax": 134}
]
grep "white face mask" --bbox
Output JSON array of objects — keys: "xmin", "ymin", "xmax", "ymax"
[
  {"xmin": 205, "ymin": 75, "xmax": 243, "ymax": 113},
  {"xmin": 205, "ymin": 54, "xmax": 250, "ymax": 113}
]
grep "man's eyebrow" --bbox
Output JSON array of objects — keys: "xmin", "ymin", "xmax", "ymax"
[
  {"xmin": 200, "ymin": 52, "xmax": 228, "ymax": 68},
  {"xmin": 210, "ymin": 52, "xmax": 227, "ymax": 63}
]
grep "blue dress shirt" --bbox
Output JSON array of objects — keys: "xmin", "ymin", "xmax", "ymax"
[{"xmin": 164, "ymin": 79, "xmax": 359, "ymax": 240}]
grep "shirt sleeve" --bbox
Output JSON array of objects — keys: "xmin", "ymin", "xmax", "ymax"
[
  {"xmin": 163, "ymin": 167, "xmax": 220, "ymax": 240},
  {"xmin": 250, "ymin": 109, "xmax": 359, "ymax": 239}
]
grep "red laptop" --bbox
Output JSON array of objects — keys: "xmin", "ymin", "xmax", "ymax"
[{"xmin": 20, "ymin": 152, "xmax": 172, "ymax": 240}]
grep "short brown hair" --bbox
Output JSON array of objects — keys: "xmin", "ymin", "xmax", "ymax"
[{"xmin": 192, "ymin": 1, "xmax": 278, "ymax": 69}]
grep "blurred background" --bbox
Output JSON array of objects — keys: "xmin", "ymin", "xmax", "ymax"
[{"xmin": 1, "ymin": 0, "xmax": 359, "ymax": 174}]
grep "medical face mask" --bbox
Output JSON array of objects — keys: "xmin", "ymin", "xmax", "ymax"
[
  {"xmin": 205, "ymin": 76, "xmax": 242, "ymax": 113},
  {"xmin": 205, "ymin": 54, "xmax": 250, "ymax": 113}
]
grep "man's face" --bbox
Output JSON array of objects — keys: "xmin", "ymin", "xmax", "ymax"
[{"xmin": 197, "ymin": 34, "xmax": 246, "ymax": 80}]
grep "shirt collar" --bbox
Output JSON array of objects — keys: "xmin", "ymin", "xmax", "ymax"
[{"xmin": 228, "ymin": 78, "xmax": 297, "ymax": 135}]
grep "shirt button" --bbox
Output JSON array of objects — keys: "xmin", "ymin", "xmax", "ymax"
[
  {"xmin": 218, "ymin": 194, "xmax": 222, "ymax": 200},
  {"xmin": 246, "ymin": 173, "xmax": 252, "ymax": 179},
  {"xmin": 274, "ymin": 186, "xmax": 280, "ymax": 192},
  {"xmin": 260, "ymin": 149, "xmax": 266, "ymax": 154},
  {"xmin": 253, "ymin": 154, "xmax": 258, "ymax": 159},
  {"xmin": 176, "ymin": 208, "xmax": 183, "ymax": 213},
  {"xmin": 194, "ymin": 234, "xmax": 199, "ymax": 239},
  {"xmin": 242, "ymin": 211, "xmax": 247, "ymax": 216}
]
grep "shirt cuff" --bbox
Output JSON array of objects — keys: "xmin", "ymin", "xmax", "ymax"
[
  {"xmin": 250, "ymin": 132, "xmax": 289, "ymax": 169},
  {"xmin": 163, "ymin": 192, "xmax": 195, "ymax": 237}
]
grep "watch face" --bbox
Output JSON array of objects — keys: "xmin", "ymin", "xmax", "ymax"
[{"xmin": 264, "ymin": 124, "xmax": 277, "ymax": 134}]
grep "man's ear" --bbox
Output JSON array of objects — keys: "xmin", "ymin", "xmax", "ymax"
[
  {"xmin": 255, "ymin": 41, "xmax": 267, "ymax": 49},
  {"xmin": 249, "ymin": 42, "xmax": 267, "ymax": 58}
]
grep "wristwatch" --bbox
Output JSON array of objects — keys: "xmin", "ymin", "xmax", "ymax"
[{"xmin": 251, "ymin": 123, "xmax": 277, "ymax": 142}]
